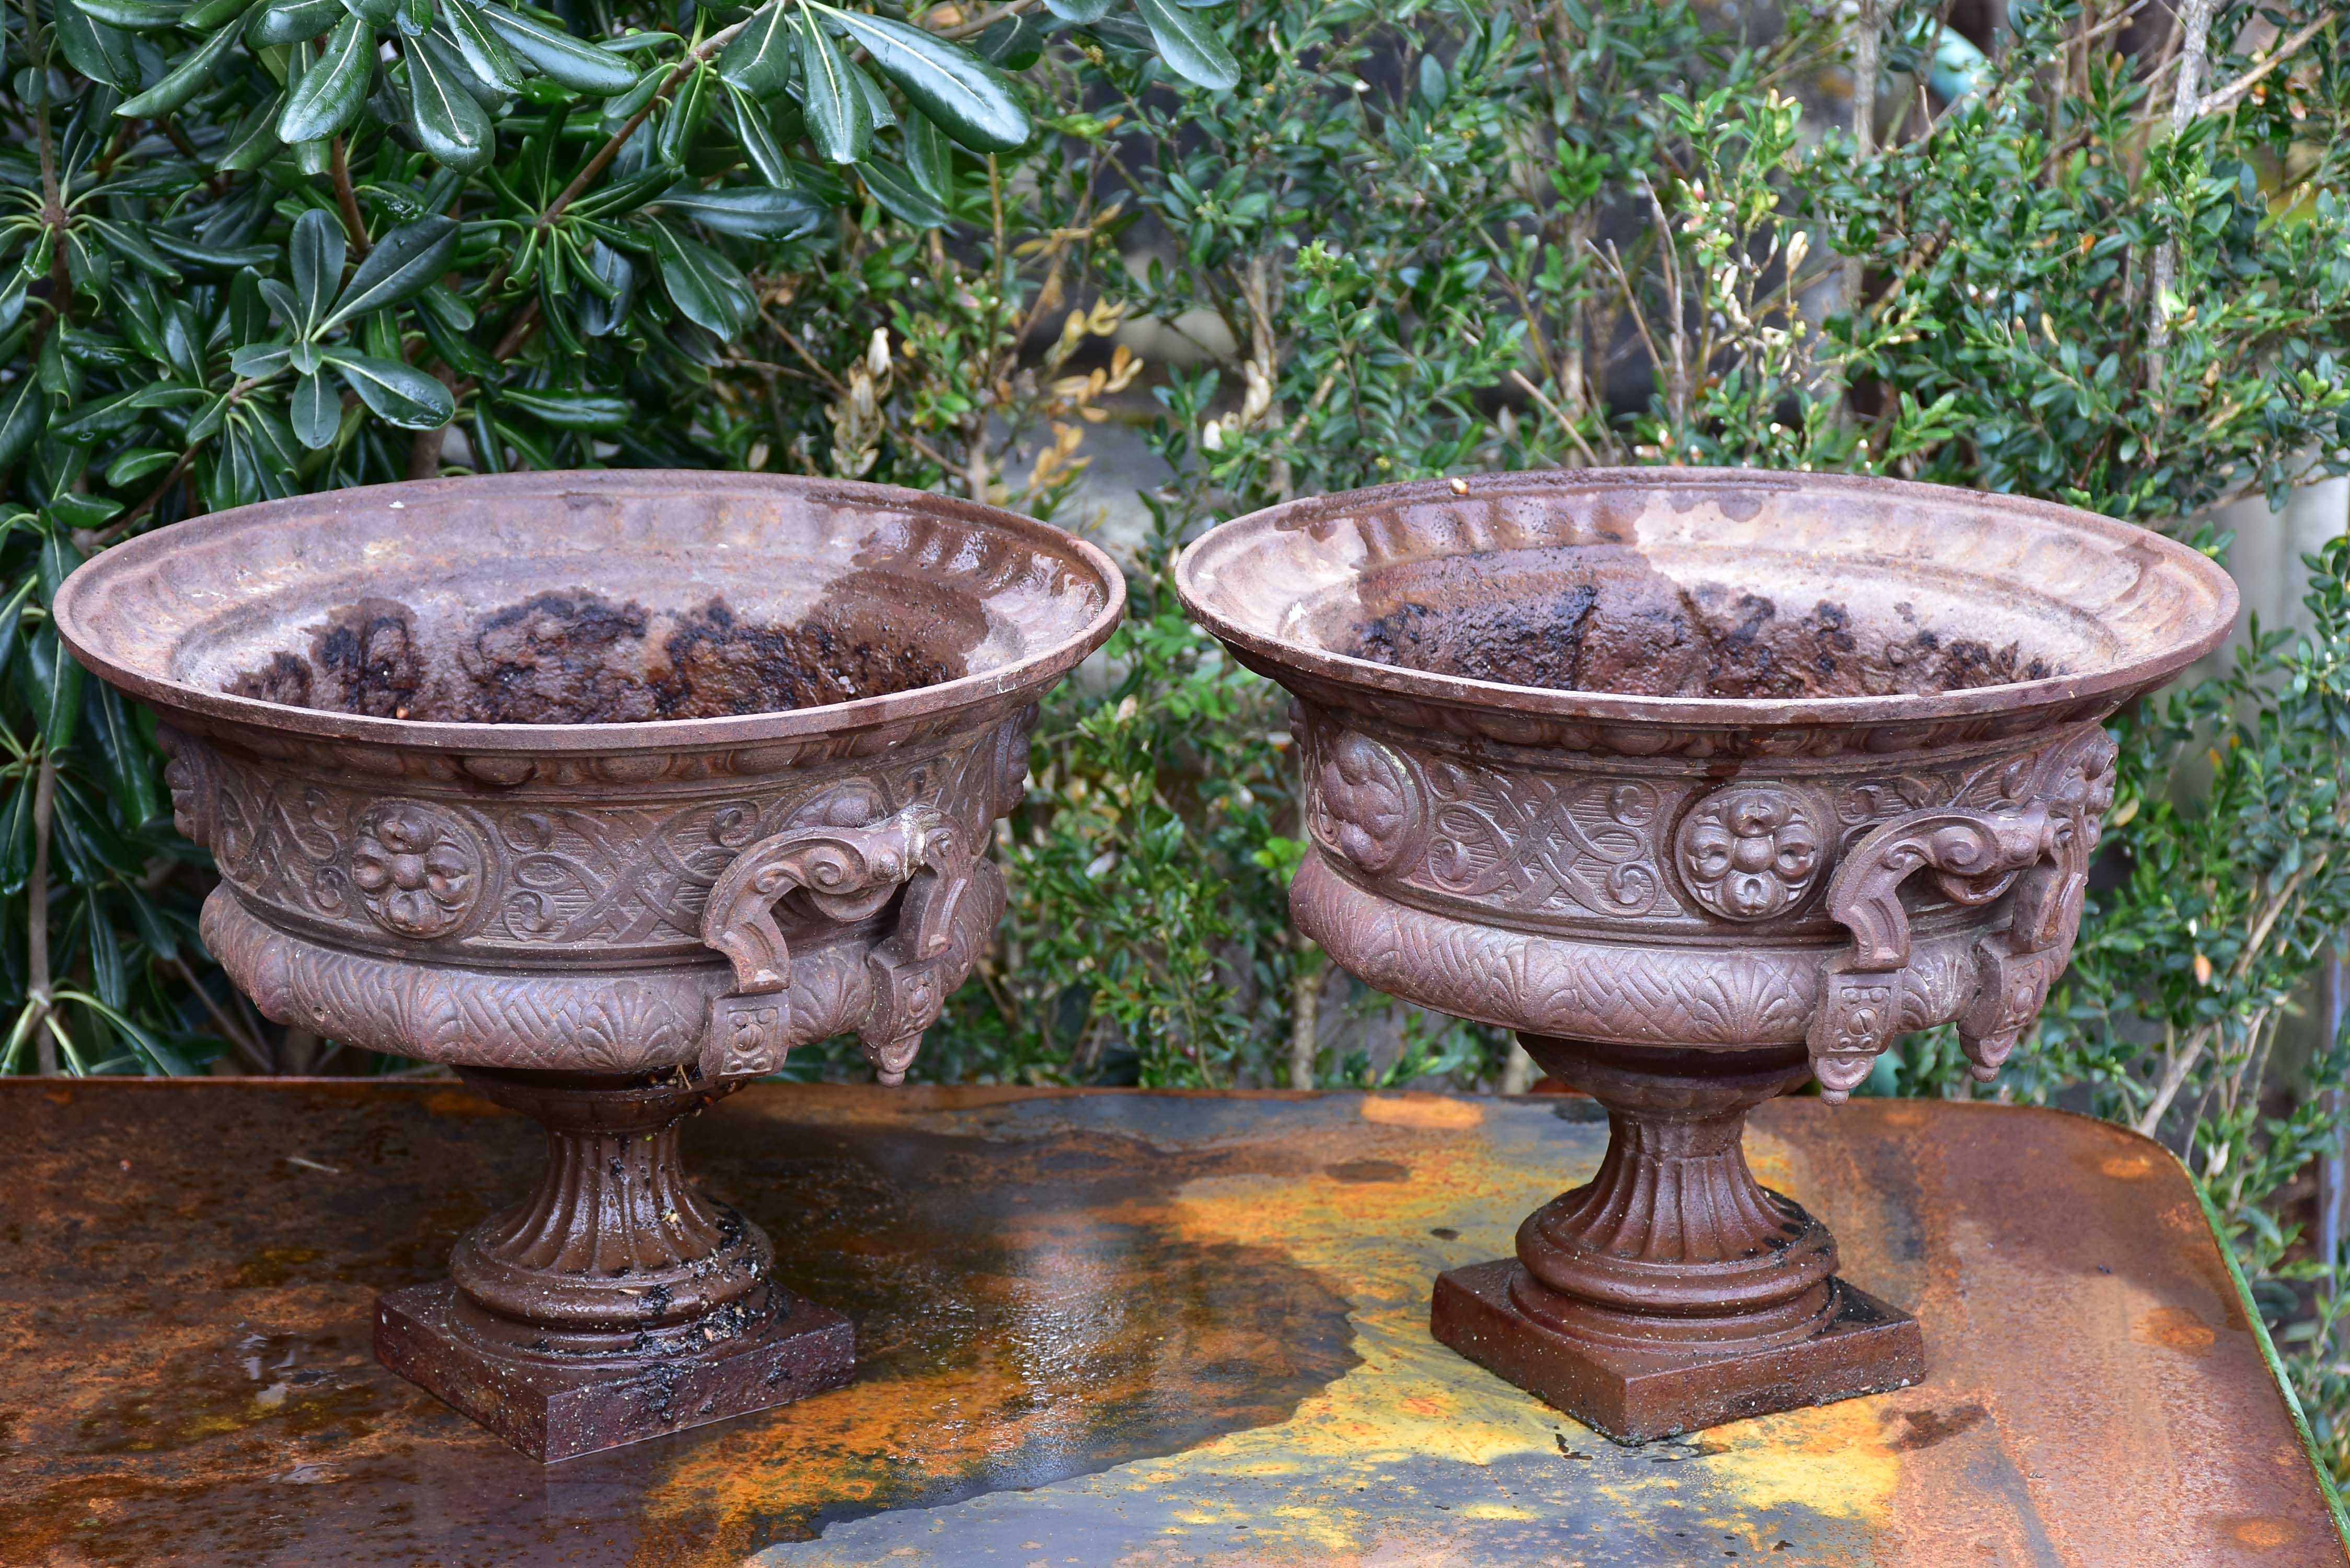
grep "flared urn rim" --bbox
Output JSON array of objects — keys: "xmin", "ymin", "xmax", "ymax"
[
  {"xmin": 54, "ymin": 468, "xmax": 1125, "ymax": 756},
  {"xmin": 1173, "ymin": 467, "xmax": 2235, "ymax": 734}
]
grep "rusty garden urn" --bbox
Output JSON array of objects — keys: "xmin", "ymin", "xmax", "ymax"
[
  {"xmin": 1176, "ymin": 469, "xmax": 2233, "ymax": 1441},
  {"xmin": 55, "ymin": 471, "xmax": 1121, "ymax": 1459}
]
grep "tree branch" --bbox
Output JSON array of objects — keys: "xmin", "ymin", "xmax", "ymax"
[
  {"xmin": 928, "ymin": 0, "xmax": 1042, "ymax": 42},
  {"xmin": 330, "ymin": 137, "xmax": 371, "ymax": 257},
  {"xmin": 2196, "ymin": 9, "xmax": 2335, "ymax": 119}
]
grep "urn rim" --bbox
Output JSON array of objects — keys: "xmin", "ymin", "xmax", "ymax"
[
  {"xmin": 1173, "ymin": 468, "xmax": 2236, "ymax": 731},
  {"xmin": 54, "ymin": 470, "xmax": 1125, "ymax": 753}
]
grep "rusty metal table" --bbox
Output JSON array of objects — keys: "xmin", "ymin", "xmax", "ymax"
[{"xmin": 1, "ymin": 1081, "xmax": 2340, "ymax": 1567}]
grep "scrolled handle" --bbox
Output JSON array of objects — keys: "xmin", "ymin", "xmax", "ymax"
[
  {"xmin": 1806, "ymin": 727, "xmax": 2116, "ymax": 1102},
  {"xmin": 696, "ymin": 805, "xmax": 954, "ymax": 1083}
]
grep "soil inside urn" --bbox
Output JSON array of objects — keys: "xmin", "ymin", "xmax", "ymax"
[
  {"xmin": 226, "ymin": 590, "xmax": 959, "ymax": 722},
  {"xmin": 1348, "ymin": 546, "xmax": 2058, "ymax": 699}
]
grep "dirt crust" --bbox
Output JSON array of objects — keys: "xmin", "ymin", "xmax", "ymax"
[
  {"xmin": 226, "ymin": 591, "xmax": 956, "ymax": 723},
  {"xmin": 1349, "ymin": 547, "xmax": 2056, "ymax": 699}
]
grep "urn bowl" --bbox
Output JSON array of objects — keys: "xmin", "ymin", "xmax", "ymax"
[{"xmin": 1177, "ymin": 468, "xmax": 2234, "ymax": 1441}]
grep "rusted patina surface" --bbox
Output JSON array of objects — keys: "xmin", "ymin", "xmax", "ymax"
[
  {"xmin": 0, "ymin": 1079, "xmax": 2336, "ymax": 1566},
  {"xmin": 1174, "ymin": 470, "xmax": 2238, "ymax": 1435}
]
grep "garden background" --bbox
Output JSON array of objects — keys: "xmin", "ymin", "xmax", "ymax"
[{"xmin": 5, "ymin": 0, "xmax": 2350, "ymax": 1475}]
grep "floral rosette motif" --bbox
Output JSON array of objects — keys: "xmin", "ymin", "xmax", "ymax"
[
  {"xmin": 351, "ymin": 802, "xmax": 486, "ymax": 940},
  {"xmin": 1676, "ymin": 785, "xmax": 1824, "ymax": 921},
  {"xmin": 1315, "ymin": 731, "xmax": 1424, "ymax": 874}
]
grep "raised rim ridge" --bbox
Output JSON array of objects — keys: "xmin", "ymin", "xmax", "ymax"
[
  {"xmin": 1173, "ymin": 467, "xmax": 2238, "ymax": 728},
  {"xmin": 54, "ymin": 470, "xmax": 1127, "ymax": 753}
]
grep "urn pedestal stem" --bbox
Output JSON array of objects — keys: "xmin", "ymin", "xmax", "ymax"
[
  {"xmin": 1431, "ymin": 1039, "xmax": 1925, "ymax": 1442},
  {"xmin": 374, "ymin": 1069, "xmax": 854, "ymax": 1460}
]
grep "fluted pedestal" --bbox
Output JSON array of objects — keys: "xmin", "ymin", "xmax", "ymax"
[
  {"xmin": 374, "ymin": 1068, "xmax": 853, "ymax": 1459},
  {"xmin": 1431, "ymin": 1040, "xmax": 1923, "ymax": 1442}
]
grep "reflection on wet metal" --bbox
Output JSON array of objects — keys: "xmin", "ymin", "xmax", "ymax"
[{"xmin": 0, "ymin": 1081, "xmax": 2339, "ymax": 1566}]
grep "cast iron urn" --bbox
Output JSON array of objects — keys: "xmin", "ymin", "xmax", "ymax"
[
  {"xmin": 55, "ymin": 471, "xmax": 1121, "ymax": 1459},
  {"xmin": 1177, "ymin": 469, "xmax": 2234, "ymax": 1440}
]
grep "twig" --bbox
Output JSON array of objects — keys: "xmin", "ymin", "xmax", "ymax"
[
  {"xmin": 1593, "ymin": 239, "xmax": 1666, "ymax": 388},
  {"xmin": 540, "ymin": 16, "xmax": 756, "ymax": 232},
  {"xmin": 1509, "ymin": 367, "xmax": 1600, "ymax": 466},
  {"xmin": 172, "ymin": 953, "xmax": 272, "ymax": 1071},
  {"xmin": 2197, "ymin": 9, "xmax": 2335, "ymax": 118},
  {"xmin": 1287, "ymin": 946, "xmax": 1321, "ymax": 1091},
  {"xmin": 1844, "ymin": 0, "xmax": 1882, "ymax": 309},
  {"xmin": 2147, "ymin": 0, "xmax": 2216, "ymax": 382},
  {"xmin": 929, "ymin": 0, "xmax": 1042, "ymax": 42},
  {"xmin": 27, "ymin": 753, "xmax": 54, "ymax": 1075},
  {"xmin": 2136, "ymin": 851, "xmax": 2330, "ymax": 1136},
  {"xmin": 329, "ymin": 137, "xmax": 371, "ymax": 258},
  {"xmin": 1641, "ymin": 177, "xmax": 1687, "ymax": 431},
  {"xmin": 94, "ymin": 441, "xmax": 203, "ymax": 544}
]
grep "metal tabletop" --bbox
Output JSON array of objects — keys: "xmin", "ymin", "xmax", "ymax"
[{"xmin": 0, "ymin": 1081, "xmax": 2339, "ymax": 1566}]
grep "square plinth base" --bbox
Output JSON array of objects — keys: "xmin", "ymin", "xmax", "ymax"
[
  {"xmin": 375, "ymin": 1280, "xmax": 856, "ymax": 1461},
  {"xmin": 1431, "ymin": 1258, "xmax": 1926, "ymax": 1443}
]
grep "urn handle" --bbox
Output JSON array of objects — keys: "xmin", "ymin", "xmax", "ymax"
[
  {"xmin": 697, "ymin": 804, "xmax": 967, "ymax": 1086},
  {"xmin": 1806, "ymin": 730, "xmax": 2116, "ymax": 1103}
]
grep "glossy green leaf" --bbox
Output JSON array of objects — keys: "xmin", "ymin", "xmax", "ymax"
[
  {"xmin": 1042, "ymin": 0, "xmax": 1112, "ymax": 20},
  {"xmin": 0, "ymin": 577, "xmax": 34, "ymax": 686},
  {"xmin": 289, "ymin": 368, "xmax": 338, "ymax": 447},
  {"xmin": 824, "ymin": 8, "xmax": 1028, "ymax": 153},
  {"xmin": 213, "ymin": 101, "xmax": 285, "ymax": 170},
  {"xmin": 46, "ymin": 495, "xmax": 124, "ymax": 532},
  {"xmin": 479, "ymin": 5, "xmax": 637, "ymax": 95},
  {"xmin": 653, "ymin": 183, "xmax": 826, "ymax": 239},
  {"xmin": 725, "ymin": 81, "xmax": 796, "ymax": 187},
  {"xmin": 973, "ymin": 11, "xmax": 1044, "ymax": 71},
  {"xmin": 77, "ymin": 0, "xmax": 181, "ymax": 29},
  {"xmin": 287, "ymin": 208, "xmax": 344, "ymax": 338},
  {"xmin": 240, "ymin": 400, "xmax": 303, "ymax": 474},
  {"xmin": 407, "ymin": 32, "xmax": 496, "ymax": 171},
  {"xmin": 851, "ymin": 58, "xmax": 896, "ymax": 129},
  {"xmin": 114, "ymin": 21, "xmax": 245, "ymax": 118},
  {"xmin": 322, "ymin": 350, "xmax": 454, "ymax": 427},
  {"xmin": 340, "ymin": 0, "xmax": 394, "ymax": 24},
  {"xmin": 395, "ymin": 0, "xmax": 430, "ymax": 36},
  {"xmin": 1130, "ymin": 0, "xmax": 1236, "ymax": 90},
  {"xmin": 793, "ymin": 9, "xmax": 870, "ymax": 165},
  {"xmin": 323, "ymin": 216, "xmax": 458, "ymax": 328},
  {"xmin": 903, "ymin": 107, "xmax": 953, "ymax": 204},
  {"xmin": 647, "ymin": 218, "xmax": 754, "ymax": 338},
  {"xmin": 499, "ymin": 388, "xmax": 631, "ymax": 429},
  {"xmin": 275, "ymin": 13, "xmax": 372, "ymax": 144},
  {"xmin": 148, "ymin": 234, "xmax": 279, "ymax": 271},
  {"xmin": 55, "ymin": 0, "xmax": 140, "ymax": 86},
  {"xmin": 103, "ymin": 447, "xmax": 178, "ymax": 486},
  {"xmin": 856, "ymin": 159, "xmax": 949, "ymax": 229},
  {"xmin": 87, "ymin": 683, "xmax": 165, "ymax": 827},
  {"xmin": 181, "ymin": 0, "xmax": 257, "ymax": 28},
  {"xmin": 655, "ymin": 62, "xmax": 711, "ymax": 167},
  {"xmin": 27, "ymin": 627, "xmax": 84, "ymax": 750},
  {"xmin": 715, "ymin": 0, "xmax": 794, "ymax": 100},
  {"xmin": 229, "ymin": 340, "xmax": 294, "ymax": 377},
  {"xmin": 37, "ymin": 532, "xmax": 83, "ymax": 606},
  {"xmin": 438, "ymin": 0, "xmax": 523, "ymax": 96},
  {"xmin": 575, "ymin": 239, "xmax": 635, "ymax": 337},
  {"xmin": 244, "ymin": 0, "xmax": 339, "ymax": 44},
  {"xmin": 0, "ymin": 374, "xmax": 46, "ymax": 471}
]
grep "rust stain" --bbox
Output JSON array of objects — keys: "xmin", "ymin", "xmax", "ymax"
[
  {"xmin": 2135, "ymin": 1305, "xmax": 2219, "ymax": 1356},
  {"xmin": 1358, "ymin": 1094, "xmax": 1483, "ymax": 1130}
]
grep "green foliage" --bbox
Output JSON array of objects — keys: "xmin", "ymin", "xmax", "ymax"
[{"xmin": 8, "ymin": 0, "xmax": 2350, "ymax": 1477}]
